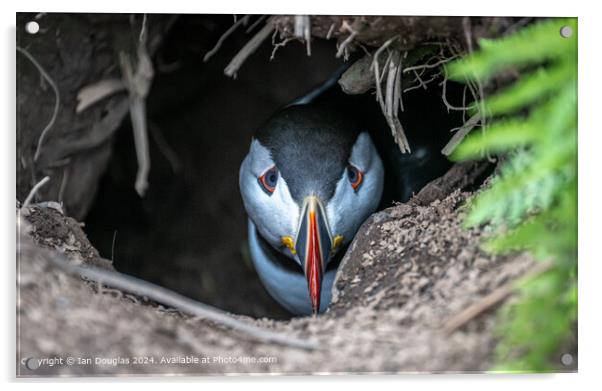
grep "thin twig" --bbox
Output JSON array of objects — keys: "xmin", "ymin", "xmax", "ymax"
[
  {"xmin": 335, "ymin": 21, "xmax": 358, "ymax": 58},
  {"xmin": 17, "ymin": 46, "xmax": 60, "ymax": 163},
  {"xmin": 462, "ymin": 17, "xmax": 493, "ymax": 162},
  {"xmin": 413, "ymin": 69, "xmax": 427, "ymax": 90},
  {"xmin": 438, "ymin": 42, "xmax": 483, "ymax": 155},
  {"xmin": 402, "ymin": 55, "xmax": 458, "ymax": 74},
  {"xmin": 22, "ymin": 176, "xmax": 50, "ymax": 208},
  {"xmin": 245, "ymin": 15, "xmax": 267, "ymax": 34},
  {"xmin": 326, "ymin": 23, "xmax": 336, "ymax": 40},
  {"xmin": 441, "ymin": 114, "xmax": 481, "ymax": 156},
  {"xmin": 138, "ymin": 13, "xmax": 148, "ymax": 43},
  {"xmin": 448, "ymin": 44, "xmax": 481, "ymax": 113},
  {"xmin": 403, "ymin": 72, "xmax": 441, "ymax": 93},
  {"xmin": 270, "ymin": 35, "xmax": 293, "ymax": 61},
  {"xmin": 442, "ymin": 262, "xmax": 553, "ymax": 336},
  {"xmin": 461, "ymin": 19, "xmax": 487, "ymax": 124},
  {"xmin": 440, "ymin": 71, "xmax": 476, "ymax": 112},
  {"xmin": 44, "ymin": 250, "xmax": 318, "ymax": 350},
  {"xmin": 225, "ymin": 21, "xmax": 275, "ymax": 78},
  {"xmin": 110, "ymin": 230, "xmax": 118, "ymax": 263},
  {"xmin": 203, "ymin": 15, "xmax": 251, "ymax": 62}
]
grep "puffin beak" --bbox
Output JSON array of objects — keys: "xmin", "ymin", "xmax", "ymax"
[{"xmin": 295, "ymin": 196, "xmax": 333, "ymax": 315}]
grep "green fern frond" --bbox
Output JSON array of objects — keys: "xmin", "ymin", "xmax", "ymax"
[
  {"xmin": 446, "ymin": 17, "xmax": 577, "ymax": 372},
  {"xmin": 452, "ymin": 120, "xmax": 540, "ymax": 160},
  {"xmin": 483, "ymin": 64, "xmax": 574, "ymax": 116},
  {"xmin": 446, "ymin": 18, "xmax": 577, "ymax": 82}
]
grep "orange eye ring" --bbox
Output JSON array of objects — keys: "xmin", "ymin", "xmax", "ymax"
[
  {"xmin": 347, "ymin": 165, "xmax": 363, "ymax": 191},
  {"xmin": 258, "ymin": 166, "xmax": 278, "ymax": 195}
]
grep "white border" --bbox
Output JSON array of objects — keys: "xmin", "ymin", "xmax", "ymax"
[{"xmin": 3, "ymin": 1, "xmax": 601, "ymax": 389}]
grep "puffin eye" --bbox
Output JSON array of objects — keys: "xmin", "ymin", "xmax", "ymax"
[
  {"xmin": 258, "ymin": 166, "xmax": 278, "ymax": 195},
  {"xmin": 347, "ymin": 164, "xmax": 364, "ymax": 192}
]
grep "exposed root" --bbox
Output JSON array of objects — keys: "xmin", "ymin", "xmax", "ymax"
[
  {"xmin": 44, "ymin": 246, "xmax": 318, "ymax": 351},
  {"xmin": 372, "ymin": 37, "xmax": 397, "ymax": 109},
  {"xmin": 270, "ymin": 29, "xmax": 294, "ymax": 61},
  {"xmin": 403, "ymin": 71, "xmax": 441, "ymax": 93},
  {"xmin": 110, "ymin": 230, "xmax": 118, "ymax": 263},
  {"xmin": 203, "ymin": 15, "xmax": 251, "ymax": 63},
  {"xmin": 245, "ymin": 15, "xmax": 267, "ymax": 34},
  {"xmin": 225, "ymin": 20, "xmax": 275, "ymax": 78},
  {"xmin": 398, "ymin": 43, "xmax": 457, "ymax": 96},
  {"xmin": 432, "ymin": 21, "xmax": 490, "ymax": 159},
  {"xmin": 371, "ymin": 38, "xmax": 411, "ymax": 153},
  {"xmin": 22, "ymin": 176, "xmax": 50, "ymax": 208},
  {"xmin": 462, "ymin": 16, "xmax": 490, "ymax": 153},
  {"xmin": 138, "ymin": 13, "xmax": 148, "ymax": 43},
  {"xmin": 441, "ymin": 114, "xmax": 481, "ymax": 156},
  {"xmin": 335, "ymin": 21, "xmax": 358, "ymax": 59},
  {"xmin": 17, "ymin": 46, "xmax": 60, "ymax": 163},
  {"xmin": 402, "ymin": 55, "xmax": 458, "ymax": 74},
  {"xmin": 76, "ymin": 78, "xmax": 126, "ymax": 113},
  {"xmin": 326, "ymin": 23, "xmax": 336, "ymax": 40},
  {"xmin": 442, "ymin": 261, "xmax": 553, "ymax": 335},
  {"xmin": 440, "ymin": 71, "xmax": 476, "ymax": 112},
  {"xmin": 120, "ymin": 15, "xmax": 154, "ymax": 197},
  {"xmin": 294, "ymin": 15, "xmax": 312, "ymax": 56}
]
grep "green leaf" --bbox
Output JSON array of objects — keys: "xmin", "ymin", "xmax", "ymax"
[
  {"xmin": 483, "ymin": 64, "xmax": 574, "ymax": 116},
  {"xmin": 448, "ymin": 17, "xmax": 578, "ymax": 372},
  {"xmin": 452, "ymin": 119, "xmax": 540, "ymax": 160},
  {"xmin": 446, "ymin": 18, "xmax": 577, "ymax": 82}
]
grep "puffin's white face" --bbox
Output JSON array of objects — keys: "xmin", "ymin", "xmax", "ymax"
[
  {"xmin": 240, "ymin": 129, "xmax": 384, "ymax": 314},
  {"xmin": 239, "ymin": 132, "xmax": 384, "ymax": 264},
  {"xmin": 239, "ymin": 139, "xmax": 301, "ymax": 254}
]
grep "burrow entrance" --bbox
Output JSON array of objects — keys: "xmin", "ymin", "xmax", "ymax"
[{"xmin": 83, "ymin": 14, "xmax": 467, "ymax": 319}]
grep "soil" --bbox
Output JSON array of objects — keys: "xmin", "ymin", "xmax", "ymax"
[{"xmin": 17, "ymin": 169, "xmax": 551, "ymax": 375}]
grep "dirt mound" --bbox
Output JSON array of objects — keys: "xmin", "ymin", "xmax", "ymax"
[{"xmin": 17, "ymin": 167, "xmax": 541, "ymax": 375}]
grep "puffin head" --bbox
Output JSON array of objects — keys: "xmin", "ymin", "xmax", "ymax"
[{"xmin": 239, "ymin": 105, "xmax": 384, "ymax": 314}]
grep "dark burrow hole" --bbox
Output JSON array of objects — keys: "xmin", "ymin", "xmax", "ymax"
[{"xmin": 84, "ymin": 15, "xmax": 467, "ymax": 320}]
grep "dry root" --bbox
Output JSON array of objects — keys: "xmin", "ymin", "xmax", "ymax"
[
  {"xmin": 225, "ymin": 21, "xmax": 275, "ymax": 78},
  {"xmin": 22, "ymin": 176, "xmax": 51, "ymax": 208},
  {"xmin": 120, "ymin": 14, "xmax": 154, "ymax": 197},
  {"xmin": 16, "ymin": 46, "xmax": 60, "ymax": 163},
  {"xmin": 294, "ymin": 15, "xmax": 312, "ymax": 56},
  {"xmin": 371, "ymin": 37, "xmax": 411, "ymax": 153}
]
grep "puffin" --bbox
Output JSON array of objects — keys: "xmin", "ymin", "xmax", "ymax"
[
  {"xmin": 239, "ymin": 66, "xmax": 453, "ymax": 316},
  {"xmin": 239, "ymin": 104, "xmax": 384, "ymax": 316}
]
